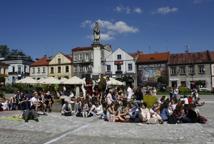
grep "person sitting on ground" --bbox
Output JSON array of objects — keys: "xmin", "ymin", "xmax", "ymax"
[
  {"xmin": 61, "ymin": 101, "xmax": 72, "ymax": 116},
  {"xmin": 160, "ymin": 100, "xmax": 170, "ymax": 121},
  {"xmin": 139, "ymin": 102, "xmax": 151, "ymax": 123},
  {"xmin": 82, "ymin": 100, "xmax": 89, "ymax": 117}
]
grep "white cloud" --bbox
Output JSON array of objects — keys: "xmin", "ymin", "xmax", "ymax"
[
  {"xmin": 82, "ymin": 19, "xmax": 139, "ymax": 41},
  {"xmin": 153, "ymin": 6, "xmax": 178, "ymax": 15},
  {"xmin": 100, "ymin": 33, "xmax": 114, "ymax": 41},
  {"xmin": 81, "ymin": 20, "xmax": 92, "ymax": 27},
  {"xmin": 97, "ymin": 19, "xmax": 139, "ymax": 33},
  {"xmin": 114, "ymin": 5, "xmax": 142, "ymax": 14},
  {"xmin": 134, "ymin": 8, "xmax": 142, "ymax": 14}
]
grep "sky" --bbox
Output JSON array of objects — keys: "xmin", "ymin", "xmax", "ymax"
[{"xmin": 0, "ymin": 0, "xmax": 214, "ymax": 59}]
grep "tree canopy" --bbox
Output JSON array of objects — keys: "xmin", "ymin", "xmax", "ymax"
[{"xmin": 0, "ymin": 45, "xmax": 32, "ymax": 60}]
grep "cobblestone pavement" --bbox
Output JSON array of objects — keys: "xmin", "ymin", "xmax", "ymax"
[{"xmin": 0, "ymin": 95, "xmax": 214, "ymax": 144}]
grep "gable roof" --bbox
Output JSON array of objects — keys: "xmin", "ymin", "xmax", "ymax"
[
  {"xmin": 31, "ymin": 56, "xmax": 49, "ymax": 66},
  {"xmin": 169, "ymin": 51, "xmax": 211, "ymax": 65},
  {"xmin": 65, "ymin": 55, "xmax": 72, "ymax": 62},
  {"xmin": 137, "ymin": 52, "xmax": 169, "ymax": 64}
]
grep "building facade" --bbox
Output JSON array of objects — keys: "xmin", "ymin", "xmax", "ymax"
[
  {"xmin": 209, "ymin": 51, "xmax": 214, "ymax": 90},
  {"xmin": 0, "ymin": 56, "xmax": 32, "ymax": 84},
  {"xmin": 30, "ymin": 56, "xmax": 49, "ymax": 80},
  {"xmin": 168, "ymin": 51, "xmax": 212, "ymax": 91},
  {"xmin": 105, "ymin": 48, "xmax": 136, "ymax": 84},
  {"xmin": 48, "ymin": 52, "xmax": 73, "ymax": 79},
  {"xmin": 72, "ymin": 44, "xmax": 112, "ymax": 79},
  {"xmin": 0, "ymin": 62, "xmax": 8, "ymax": 85},
  {"xmin": 72, "ymin": 47, "xmax": 93, "ymax": 78},
  {"xmin": 136, "ymin": 52, "xmax": 169, "ymax": 86}
]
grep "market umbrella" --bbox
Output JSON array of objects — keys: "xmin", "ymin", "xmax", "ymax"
[
  {"xmin": 38, "ymin": 77, "xmax": 61, "ymax": 84},
  {"xmin": 107, "ymin": 78, "xmax": 125, "ymax": 86},
  {"xmin": 16, "ymin": 77, "xmax": 38, "ymax": 84},
  {"xmin": 63, "ymin": 76, "xmax": 85, "ymax": 85}
]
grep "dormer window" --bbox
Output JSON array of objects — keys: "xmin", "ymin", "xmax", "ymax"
[
  {"xmin": 117, "ymin": 54, "xmax": 121, "ymax": 60},
  {"xmin": 58, "ymin": 58, "xmax": 61, "ymax": 64}
]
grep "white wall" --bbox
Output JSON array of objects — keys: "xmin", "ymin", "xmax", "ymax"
[{"xmin": 105, "ymin": 48, "xmax": 135, "ymax": 75}]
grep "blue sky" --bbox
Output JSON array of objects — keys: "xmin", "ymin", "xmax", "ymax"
[{"xmin": 0, "ymin": 0, "xmax": 214, "ymax": 59}]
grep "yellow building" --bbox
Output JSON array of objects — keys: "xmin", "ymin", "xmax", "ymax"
[
  {"xmin": 48, "ymin": 52, "xmax": 73, "ymax": 79},
  {"xmin": 0, "ymin": 62, "xmax": 8, "ymax": 85}
]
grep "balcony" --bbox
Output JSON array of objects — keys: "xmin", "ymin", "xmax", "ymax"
[{"xmin": 115, "ymin": 70, "xmax": 123, "ymax": 75}]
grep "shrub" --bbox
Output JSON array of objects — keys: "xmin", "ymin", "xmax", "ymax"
[
  {"xmin": 143, "ymin": 95, "xmax": 158, "ymax": 109},
  {"xmin": 179, "ymin": 86, "xmax": 191, "ymax": 95}
]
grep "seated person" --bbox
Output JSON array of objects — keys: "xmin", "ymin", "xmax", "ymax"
[{"xmin": 61, "ymin": 101, "xmax": 72, "ymax": 116}]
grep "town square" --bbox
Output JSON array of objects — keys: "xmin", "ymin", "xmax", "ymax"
[{"xmin": 0, "ymin": 0, "xmax": 214, "ymax": 144}]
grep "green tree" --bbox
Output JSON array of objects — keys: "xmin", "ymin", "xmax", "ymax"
[{"xmin": 0, "ymin": 45, "xmax": 10, "ymax": 57}]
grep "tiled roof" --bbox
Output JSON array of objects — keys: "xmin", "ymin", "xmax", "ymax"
[
  {"xmin": 209, "ymin": 51, "xmax": 214, "ymax": 62},
  {"xmin": 72, "ymin": 47, "xmax": 93, "ymax": 52},
  {"xmin": 169, "ymin": 51, "xmax": 211, "ymax": 65},
  {"xmin": 65, "ymin": 55, "xmax": 72, "ymax": 62},
  {"xmin": 137, "ymin": 52, "xmax": 169, "ymax": 63},
  {"xmin": 31, "ymin": 56, "xmax": 49, "ymax": 66}
]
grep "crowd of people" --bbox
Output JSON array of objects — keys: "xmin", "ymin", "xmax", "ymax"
[{"xmin": 0, "ymin": 76, "xmax": 207, "ymax": 124}]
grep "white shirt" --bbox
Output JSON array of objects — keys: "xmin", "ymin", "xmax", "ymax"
[
  {"xmin": 127, "ymin": 87, "xmax": 134, "ymax": 101},
  {"xmin": 106, "ymin": 93, "xmax": 113, "ymax": 105}
]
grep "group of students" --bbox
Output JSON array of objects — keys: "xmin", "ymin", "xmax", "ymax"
[
  {"xmin": 0, "ymin": 90, "xmax": 54, "ymax": 122},
  {"xmin": 60, "ymin": 85, "xmax": 207, "ymax": 124}
]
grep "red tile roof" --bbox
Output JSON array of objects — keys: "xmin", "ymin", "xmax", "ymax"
[
  {"xmin": 31, "ymin": 56, "xmax": 49, "ymax": 66},
  {"xmin": 137, "ymin": 52, "xmax": 169, "ymax": 63},
  {"xmin": 72, "ymin": 47, "xmax": 93, "ymax": 52},
  {"xmin": 169, "ymin": 51, "xmax": 211, "ymax": 65},
  {"xmin": 65, "ymin": 55, "xmax": 72, "ymax": 62},
  {"xmin": 209, "ymin": 51, "xmax": 214, "ymax": 62}
]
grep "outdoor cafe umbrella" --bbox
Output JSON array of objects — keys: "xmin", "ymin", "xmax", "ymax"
[
  {"xmin": 62, "ymin": 76, "xmax": 85, "ymax": 85},
  {"xmin": 16, "ymin": 77, "xmax": 38, "ymax": 84},
  {"xmin": 38, "ymin": 77, "xmax": 61, "ymax": 84},
  {"xmin": 107, "ymin": 78, "xmax": 125, "ymax": 86}
]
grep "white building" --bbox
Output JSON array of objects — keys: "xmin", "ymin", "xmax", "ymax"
[
  {"xmin": 0, "ymin": 56, "xmax": 32, "ymax": 84},
  {"xmin": 105, "ymin": 48, "xmax": 136, "ymax": 85},
  {"xmin": 30, "ymin": 56, "xmax": 49, "ymax": 80},
  {"xmin": 72, "ymin": 44, "xmax": 112, "ymax": 79}
]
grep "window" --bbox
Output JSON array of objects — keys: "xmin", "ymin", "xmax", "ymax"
[
  {"xmin": 50, "ymin": 67, "xmax": 54, "ymax": 74},
  {"xmin": 66, "ymin": 66, "xmax": 69, "ymax": 73},
  {"xmin": 37, "ymin": 67, "xmax": 40, "ymax": 74},
  {"xmin": 80, "ymin": 66, "xmax": 83, "ymax": 72},
  {"xmin": 58, "ymin": 58, "xmax": 61, "ymax": 64},
  {"xmin": 107, "ymin": 65, "xmax": 111, "ymax": 71},
  {"xmin": 32, "ymin": 68, "xmax": 35, "ymax": 74},
  {"xmin": 117, "ymin": 54, "xmax": 121, "ymax": 60},
  {"xmin": 170, "ymin": 67, "xmax": 176, "ymax": 75},
  {"xmin": 24, "ymin": 66, "xmax": 26, "ymax": 72},
  {"xmin": 128, "ymin": 64, "xmax": 132, "ymax": 71},
  {"xmin": 43, "ymin": 67, "xmax": 45, "ymax": 73},
  {"xmin": 12, "ymin": 66, "xmax": 15, "ymax": 73},
  {"xmin": 181, "ymin": 81, "xmax": 186, "ymax": 87},
  {"xmin": 58, "ymin": 66, "xmax": 61, "ymax": 73},
  {"xmin": 117, "ymin": 65, "xmax": 121, "ymax": 71},
  {"xmin": 80, "ymin": 54, "xmax": 83, "ymax": 60},
  {"xmin": 198, "ymin": 65, "xmax": 205, "ymax": 74},
  {"xmin": 85, "ymin": 53, "xmax": 89, "ymax": 61},
  {"xmin": 18, "ymin": 65, "xmax": 21, "ymax": 74},
  {"xmin": 189, "ymin": 65, "xmax": 195, "ymax": 75},
  {"xmin": 179, "ymin": 66, "xmax": 186, "ymax": 75}
]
